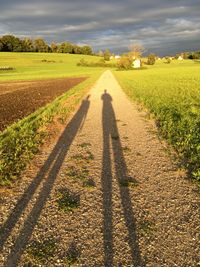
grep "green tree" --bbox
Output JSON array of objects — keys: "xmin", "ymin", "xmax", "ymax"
[
  {"xmin": 57, "ymin": 42, "xmax": 74, "ymax": 53},
  {"xmin": 72, "ymin": 45, "xmax": 82, "ymax": 54},
  {"xmin": 147, "ymin": 53, "xmax": 156, "ymax": 65},
  {"xmin": 165, "ymin": 57, "xmax": 171, "ymax": 64},
  {"xmin": 117, "ymin": 55, "xmax": 133, "ymax": 70},
  {"xmin": 103, "ymin": 49, "xmax": 111, "ymax": 61},
  {"xmin": 50, "ymin": 42, "xmax": 58, "ymax": 53},
  {"xmin": 81, "ymin": 45, "xmax": 93, "ymax": 55},
  {"xmin": 1, "ymin": 35, "xmax": 22, "ymax": 52},
  {"xmin": 0, "ymin": 39, "xmax": 3, "ymax": 51},
  {"xmin": 22, "ymin": 38, "xmax": 35, "ymax": 52},
  {"xmin": 0, "ymin": 34, "xmax": 95, "ymax": 55},
  {"xmin": 64, "ymin": 42, "xmax": 74, "ymax": 53},
  {"xmin": 34, "ymin": 38, "xmax": 49, "ymax": 52}
]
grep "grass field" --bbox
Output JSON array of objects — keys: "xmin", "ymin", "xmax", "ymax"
[
  {"xmin": 0, "ymin": 52, "xmax": 105, "ymax": 81},
  {"xmin": 114, "ymin": 60, "xmax": 200, "ymax": 179}
]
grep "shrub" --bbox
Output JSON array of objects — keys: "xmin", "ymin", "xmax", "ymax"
[
  {"xmin": 56, "ymin": 188, "xmax": 80, "ymax": 212},
  {"xmin": 165, "ymin": 57, "xmax": 171, "ymax": 64},
  {"xmin": 77, "ymin": 58, "xmax": 116, "ymax": 68},
  {"xmin": 0, "ymin": 66, "xmax": 14, "ymax": 70},
  {"xmin": 147, "ymin": 54, "xmax": 156, "ymax": 65},
  {"xmin": 76, "ymin": 58, "xmax": 88, "ymax": 66},
  {"xmin": 103, "ymin": 49, "xmax": 111, "ymax": 61},
  {"xmin": 117, "ymin": 56, "xmax": 133, "ymax": 70}
]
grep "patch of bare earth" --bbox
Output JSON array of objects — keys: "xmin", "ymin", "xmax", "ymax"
[
  {"xmin": 0, "ymin": 71, "xmax": 199, "ymax": 267},
  {"xmin": 0, "ymin": 77, "xmax": 87, "ymax": 131}
]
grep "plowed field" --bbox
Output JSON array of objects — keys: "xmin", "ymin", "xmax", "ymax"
[{"xmin": 0, "ymin": 77, "xmax": 87, "ymax": 131}]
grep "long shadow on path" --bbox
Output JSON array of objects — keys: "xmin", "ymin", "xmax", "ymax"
[
  {"xmin": 0, "ymin": 95, "xmax": 90, "ymax": 267},
  {"xmin": 101, "ymin": 90, "xmax": 143, "ymax": 267}
]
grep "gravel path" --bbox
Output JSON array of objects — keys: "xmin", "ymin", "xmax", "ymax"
[{"xmin": 0, "ymin": 70, "xmax": 199, "ymax": 267}]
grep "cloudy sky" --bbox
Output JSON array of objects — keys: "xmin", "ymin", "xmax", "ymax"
[{"xmin": 0, "ymin": 0, "xmax": 200, "ymax": 55}]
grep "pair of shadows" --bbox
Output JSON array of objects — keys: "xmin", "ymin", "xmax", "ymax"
[
  {"xmin": 0, "ymin": 91, "xmax": 143, "ymax": 267},
  {"xmin": 101, "ymin": 90, "xmax": 143, "ymax": 267},
  {"xmin": 0, "ymin": 95, "xmax": 90, "ymax": 267}
]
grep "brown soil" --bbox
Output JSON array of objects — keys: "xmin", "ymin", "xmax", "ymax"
[
  {"xmin": 0, "ymin": 77, "xmax": 87, "ymax": 131},
  {"xmin": 0, "ymin": 71, "xmax": 199, "ymax": 267}
]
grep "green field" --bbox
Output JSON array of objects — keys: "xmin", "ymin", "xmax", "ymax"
[
  {"xmin": 114, "ymin": 60, "xmax": 200, "ymax": 179},
  {"xmin": 0, "ymin": 52, "xmax": 105, "ymax": 81}
]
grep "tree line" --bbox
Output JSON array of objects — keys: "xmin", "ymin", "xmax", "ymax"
[
  {"xmin": 177, "ymin": 51, "xmax": 200, "ymax": 60},
  {"xmin": 0, "ymin": 35, "xmax": 93, "ymax": 55}
]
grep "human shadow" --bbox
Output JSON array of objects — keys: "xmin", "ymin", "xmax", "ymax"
[
  {"xmin": 101, "ymin": 91, "xmax": 113, "ymax": 266},
  {"xmin": 101, "ymin": 90, "xmax": 143, "ymax": 267},
  {"xmin": 0, "ymin": 95, "xmax": 90, "ymax": 266}
]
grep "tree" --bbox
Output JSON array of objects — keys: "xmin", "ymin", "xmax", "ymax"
[
  {"xmin": 165, "ymin": 57, "xmax": 171, "ymax": 64},
  {"xmin": 129, "ymin": 43, "xmax": 145, "ymax": 59},
  {"xmin": 0, "ymin": 39, "xmax": 3, "ymax": 51},
  {"xmin": 34, "ymin": 38, "xmax": 49, "ymax": 52},
  {"xmin": 81, "ymin": 45, "xmax": 92, "ymax": 55},
  {"xmin": 0, "ymin": 34, "xmax": 95, "ymax": 55},
  {"xmin": 73, "ymin": 45, "xmax": 82, "ymax": 54},
  {"xmin": 22, "ymin": 38, "xmax": 35, "ymax": 52},
  {"xmin": 64, "ymin": 42, "xmax": 74, "ymax": 53},
  {"xmin": 0, "ymin": 35, "xmax": 22, "ymax": 52},
  {"xmin": 147, "ymin": 53, "xmax": 156, "ymax": 65},
  {"xmin": 57, "ymin": 43, "xmax": 64, "ymax": 53},
  {"xmin": 50, "ymin": 42, "xmax": 58, "ymax": 53},
  {"xmin": 117, "ymin": 55, "xmax": 133, "ymax": 70},
  {"xmin": 103, "ymin": 49, "xmax": 111, "ymax": 61},
  {"xmin": 57, "ymin": 42, "xmax": 74, "ymax": 53}
]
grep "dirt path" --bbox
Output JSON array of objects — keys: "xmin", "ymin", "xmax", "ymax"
[{"xmin": 0, "ymin": 70, "xmax": 199, "ymax": 267}]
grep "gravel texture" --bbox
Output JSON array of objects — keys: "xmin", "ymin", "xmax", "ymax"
[{"xmin": 0, "ymin": 70, "xmax": 199, "ymax": 267}]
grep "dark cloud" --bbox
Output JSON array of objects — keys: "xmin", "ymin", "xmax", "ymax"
[{"xmin": 0, "ymin": 0, "xmax": 199, "ymax": 55}]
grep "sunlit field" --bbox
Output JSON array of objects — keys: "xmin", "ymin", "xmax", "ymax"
[
  {"xmin": 114, "ymin": 60, "xmax": 200, "ymax": 178},
  {"xmin": 0, "ymin": 52, "xmax": 104, "ymax": 81}
]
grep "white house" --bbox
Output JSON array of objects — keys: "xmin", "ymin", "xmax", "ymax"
[
  {"xmin": 115, "ymin": 55, "xmax": 121, "ymax": 59},
  {"xmin": 178, "ymin": 55, "xmax": 183, "ymax": 60},
  {"xmin": 133, "ymin": 59, "xmax": 141, "ymax": 68}
]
